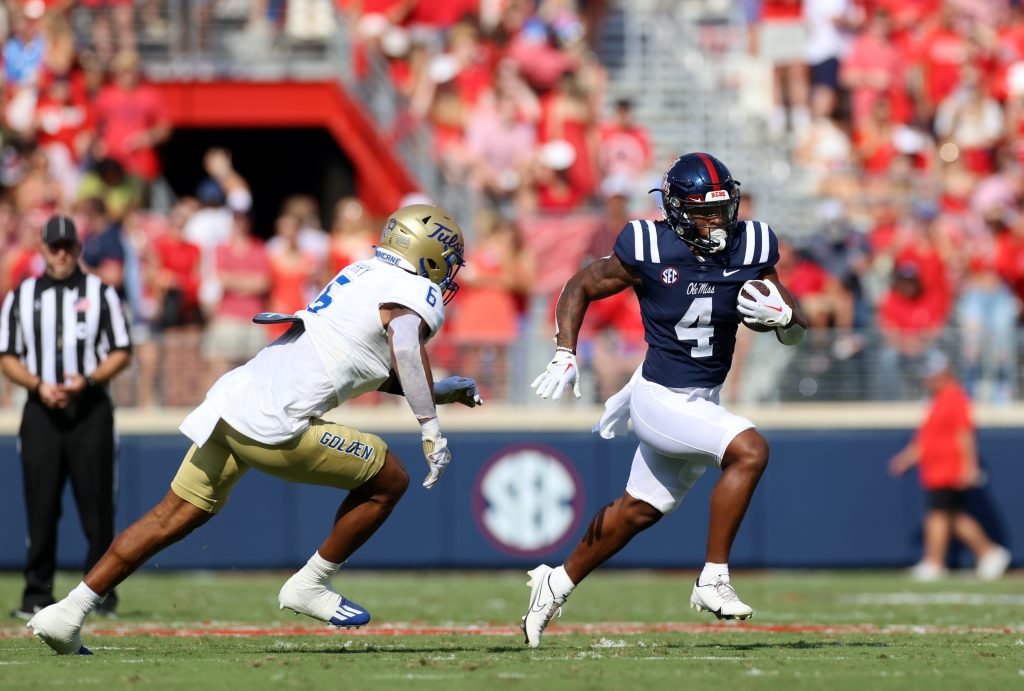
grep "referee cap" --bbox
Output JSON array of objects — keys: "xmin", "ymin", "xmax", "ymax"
[{"xmin": 41, "ymin": 215, "xmax": 79, "ymax": 246}]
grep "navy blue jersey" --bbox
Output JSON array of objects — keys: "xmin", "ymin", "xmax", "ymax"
[{"xmin": 612, "ymin": 218, "xmax": 780, "ymax": 388}]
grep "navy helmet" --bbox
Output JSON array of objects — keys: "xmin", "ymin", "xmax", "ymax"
[{"xmin": 657, "ymin": 152, "xmax": 741, "ymax": 253}]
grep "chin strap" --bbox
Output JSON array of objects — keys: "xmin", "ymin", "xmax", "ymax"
[
  {"xmin": 707, "ymin": 228, "xmax": 728, "ymax": 252},
  {"xmin": 674, "ymin": 224, "xmax": 730, "ymax": 254}
]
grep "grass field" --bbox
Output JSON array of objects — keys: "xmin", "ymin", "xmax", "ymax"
[{"xmin": 1, "ymin": 570, "xmax": 1021, "ymax": 690}]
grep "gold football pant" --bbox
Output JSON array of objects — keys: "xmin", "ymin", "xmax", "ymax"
[{"xmin": 171, "ymin": 418, "xmax": 388, "ymax": 514}]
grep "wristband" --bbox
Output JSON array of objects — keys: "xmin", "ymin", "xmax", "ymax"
[
  {"xmin": 555, "ymin": 346, "xmax": 576, "ymax": 355},
  {"xmin": 419, "ymin": 417, "xmax": 441, "ymax": 440},
  {"xmin": 32, "ymin": 380, "xmax": 42, "ymax": 395}
]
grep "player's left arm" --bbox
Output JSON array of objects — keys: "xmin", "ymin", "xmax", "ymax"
[
  {"xmin": 758, "ymin": 267, "xmax": 808, "ymax": 346},
  {"xmin": 381, "ymin": 304, "xmax": 436, "ymax": 417},
  {"xmin": 381, "ymin": 303, "xmax": 476, "ymax": 487}
]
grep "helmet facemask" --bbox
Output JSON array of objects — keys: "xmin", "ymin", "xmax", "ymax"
[
  {"xmin": 664, "ymin": 189, "xmax": 740, "ymax": 254},
  {"xmin": 426, "ymin": 248, "xmax": 464, "ymax": 304}
]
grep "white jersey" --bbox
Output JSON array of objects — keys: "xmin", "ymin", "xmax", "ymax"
[{"xmin": 180, "ymin": 258, "xmax": 445, "ymax": 446}]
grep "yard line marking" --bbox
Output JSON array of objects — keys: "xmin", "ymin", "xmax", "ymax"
[
  {"xmin": 842, "ymin": 593, "xmax": 1024, "ymax": 606},
  {"xmin": 5, "ymin": 622, "xmax": 1024, "ymax": 639}
]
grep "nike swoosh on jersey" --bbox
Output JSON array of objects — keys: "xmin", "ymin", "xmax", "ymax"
[{"xmin": 723, "ymin": 269, "xmax": 741, "ymax": 276}]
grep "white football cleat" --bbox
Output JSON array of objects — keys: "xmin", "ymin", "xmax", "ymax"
[
  {"xmin": 520, "ymin": 564, "xmax": 567, "ymax": 649},
  {"xmin": 690, "ymin": 575, "xmax": 753, "ymax": 620},
  {"xmin": 976, "ymin": 546, "xmax": 1012, "ymax": 581},
  {"xmin": 278, "ymin": 572, "xmax": 370, "ymax": 628},
  {"xmin": 26, "ymin": 600, "xmax": 91, "ymax": 655},
  {"xmin": 909, "ymin": 561, "xmax": 948, "ymax": 582}
]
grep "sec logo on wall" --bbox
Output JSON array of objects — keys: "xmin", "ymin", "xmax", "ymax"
[{"xmin": 472, "ymin": 444, "xmax": 586, "ymax": 558}]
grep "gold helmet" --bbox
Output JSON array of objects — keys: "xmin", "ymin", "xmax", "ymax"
[{"xmin": 375, "ymin": 203, "xmax": 466, "ymax": 304}]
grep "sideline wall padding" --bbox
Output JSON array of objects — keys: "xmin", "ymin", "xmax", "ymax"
[{"xmin": 0, "ymin": 429, "xmax": 1019, "ymax": 570}]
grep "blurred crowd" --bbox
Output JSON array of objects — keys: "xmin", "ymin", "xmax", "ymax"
[
  {"xmin": 741, "ymin": 0, "xmax": 1024, "ymax": 403},
  {"xmin": 346, "ymin": 0, "xmax": 1024, "ymax": 404},
  {"xmin": 1, "ymin": 0, "xmax": 1023, "ymax": 408}
]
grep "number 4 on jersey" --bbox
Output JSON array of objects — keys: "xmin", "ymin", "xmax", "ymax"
[{"xmin": 675, "ymin": 297, "xmax": 713, "ymax": 358}]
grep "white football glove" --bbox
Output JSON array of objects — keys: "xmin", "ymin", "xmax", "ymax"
[
  {"xmin": 531, "ymin": 348, "xmax": 582, "ymax": 400},
  {"xmin": 433, "ymin": 376, "xmax": 483, "ymax": 407},
  {"xmin": 420, "ymin": 419, "xmax": 451, "ymax": 489},
  {"xmin": 737, "ymin": 279, "xmax": 793, "ymax": 328}
]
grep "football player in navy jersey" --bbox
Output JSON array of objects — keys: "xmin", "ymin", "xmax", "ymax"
[{"xmin": 521, "ymin": 152, "xmax": 808, "ymax": 648}]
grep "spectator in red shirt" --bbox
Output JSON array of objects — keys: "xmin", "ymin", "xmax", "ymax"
[
  {"xmin": 597, "ymin": 98, "xmax": 652, "ymax": 179},
  {"xmin": 876, "ymin": 262, "xmax": 947, "ymax": 399},
  {"xmin": 531, "ymin": 139, "xmax": 586, "ymax": 211},
  {"xmin": 888, "ymin": 352, "xmax": 1012, "ymax": 581},
  {"xmin": 152, "ymin": 203, "xmax": 202, "ymax": 331},
  {"xmin": 909, "ymin": 6, "xmax": 971, "ymax": 121},
  {"xmin": 33, "ymin": 74, "xmax": 94, "ymax": 170},
  {"xmin": 539, "ymin": 71, "xmax": 598, "ymax": 202},
  {"xmin": 956, "ymin": 214, "xmax": 1020, "ymax": 402},
  {"xmin": 92, "ymin": 50, "xmax": 171, "ymax": 184},
  {"xmin": 447, "ymin": 212, "xmax": 533, "ymax": 401},
  {"xmin": 852, "ymin": 96, "xmax": 901, "ymax": 175},
  {"xmin": 202, "ymin": 212, "xmax": 270, "ymax": 388},
  {"xmin": 782, "ymin": 242, "xmax": 855, "ymax": 333},
  {"xmin": 581, "ymin": 288, "xmax": 646, "ymax": 402},
  {"xmin": 840, "ymin": 10, "xmax": 914, "ymax": 126},
  {"xmin": 465, "ymin": 89, "xmax": 538, "ymax": 211},
  {"xmin": 150, "ymin": 201, "xmax": 204, "ymax": 406},
  {"xmin": 325, "ymin": 196, "xmax": 376, "ymax": 278},
  {"xmin": 267, "ymin": 212, "xmax": 319, "ymax": 326}
]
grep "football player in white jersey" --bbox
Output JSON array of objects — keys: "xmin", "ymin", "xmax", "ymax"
[
  {"xmin": 521, "ymin": 153, "xmax": 808, "ymax": 647},
  {"xmin": 27, "ymin": 204, "xmax": 481, "ymax": 655}
]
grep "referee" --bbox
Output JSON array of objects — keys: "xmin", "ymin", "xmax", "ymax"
[{"xmin": 0, "ymin": 215, "xmax": 132, "ymax": 619}]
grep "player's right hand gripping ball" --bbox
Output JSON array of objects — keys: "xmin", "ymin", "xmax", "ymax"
[
  {"xmin": 737, "ymin": 279, "xmax": 792, "ymax": 329},
  {"xmin": 531, "ymin": 349, "xmax": 582, "ymax": 400}
]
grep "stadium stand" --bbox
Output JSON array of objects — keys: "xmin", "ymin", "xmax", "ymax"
[{"xmin": 0, "ymin": 0, "xmax": 1022, "ymax": 412}]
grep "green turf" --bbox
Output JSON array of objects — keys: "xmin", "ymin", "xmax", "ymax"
[{"xmin": 1, "ymin": 571, "xmax": 1021, "ymax": 690}]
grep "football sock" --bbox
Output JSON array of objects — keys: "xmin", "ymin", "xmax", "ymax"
[
  {"xmin": 302, "ymin": 552, "xmax": 342, "ymax": 582},
  {"xmin": 549, "ymin": 565, "xmax": 576, "ymax": 599},
  {"xmin": 68, "ymin": 582, "xmax": 102, "ymax": 615},
  {"xmin": 698, "ymin": 562, "xmax": 729, "ymax": 586}
]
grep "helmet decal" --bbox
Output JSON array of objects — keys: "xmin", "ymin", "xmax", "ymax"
[{"xmin": 694, "ymin": 152, "xmax": 721, "ymax": 189}]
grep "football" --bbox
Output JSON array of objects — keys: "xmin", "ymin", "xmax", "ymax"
[{"xmin": 739, "ymin": 280, "xmax": 775, "ymax": 332}]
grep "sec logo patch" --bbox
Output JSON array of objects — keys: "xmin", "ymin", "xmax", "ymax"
[{"xmin": 661, "ymin": 267, "xmax": 679, "ymax": 285}]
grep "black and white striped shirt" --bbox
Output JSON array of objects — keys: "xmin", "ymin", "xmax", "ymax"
[{"xmin": 0, "ymin": 268, "xmax": 132, "ymax": 385}]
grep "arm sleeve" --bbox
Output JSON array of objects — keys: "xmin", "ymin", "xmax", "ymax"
[{"xmin": 389, "ymin": 313, "xmax": 437, "ymax": 421}]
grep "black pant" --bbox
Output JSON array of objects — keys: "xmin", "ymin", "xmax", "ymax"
[{"xmin": 19, "ymin": 391, "xmax": 117, "ymax": 610}]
